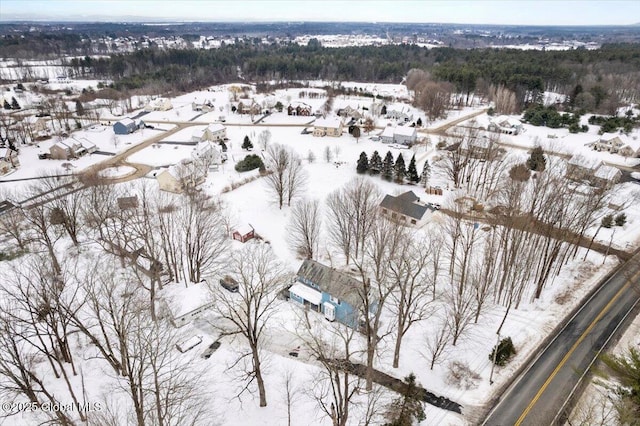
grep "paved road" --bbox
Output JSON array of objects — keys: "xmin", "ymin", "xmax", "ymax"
[{"xmin": 482, "ymin": 251, "xmax": 640, "ymax": 426}]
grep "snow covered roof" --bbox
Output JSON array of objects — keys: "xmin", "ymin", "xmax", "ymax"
[
  {"xmin": 117, "ymin": 118, "xmax": 135, "ymax": 127},
  {"xmin": 492, "ymin": 115, "xmax": 522, "ymax": 128},
  {"xmin": 594, "ymin": 165, "xmax": 621, "ymax": 181},
  {"xmin": 314, "ymin": 117, "xmax": 342, "ymax": 129},
  {"xmin": 380, "ymin": 126, "xmax": 395, "ymax": 138},
  {"xmin": 207, "ymin": 123, "xmax": 225, "ymax": 133},
  {"xmin": 234, "ymin": 224, "xmax": 254, "ymax": 236},
  {"xmin": 567, "ymin": 154, "xmax": 603, "ymax": 170},
  {"xmin": 290, "ymin": 282, "xmax": 322, "ymax": 305},
  {"xmin": 161, "ymin": 282, "xmax": 213, "ymax": 319},
  {"xmin": 394, "ymin": 126, "xmax": 416, "ymax": 137}
]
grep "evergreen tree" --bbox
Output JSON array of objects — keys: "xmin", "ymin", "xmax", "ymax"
[
  {"xmin": 381, "ymin": 104, "xmax": 387, "ymax": 116},
  {"xmin": 352, "ymin": 125, "xmax": 361, "ymax": 142},
  {"xmin": 75, "ymin": 100, "xmax": 85, "ymax": 116},
  {"xmin": 615, "ymin": 213, "xmax": 627, "ymax": 227},
  {"xmin": 526, "ymin": 146, "xmax": 546, "ymax": 172},
  {"xmin": 420, "ymin": 160, "xmax": 431, "ymax": 187},
  {"xmin": 3, "ymin": 99, "xmax": 10, "ymax": 110},
  {"xmin": 382, "ymin": 151, "xmax": 394, "ymax": 181},
  {"xmin": 10, "ymin": 97, "xmax": 20, "ymax": 110},
  {"xmin": 406, "ymin": 154, "xmax": 420, "ymax": 184},
  {"xmin": 600, "ymin": 347, "xmax": 640, "ymax": 422},
  {"xmin": 489, "ymin": 337, "xmax": 517, "ymax": 366},
  {"xmin": 602, "ymin": 214, "xmax": 614, "ymax": 229},
  {"xmin": 369, "ymin": 150, "xmax": 382, "ymax": 175},
  {"xmin": 356, "ymin": 151, "xmax": 369, "ymax": 174},
  {"xmin": 394, "ymin": 152, "xmax": 406, "ymax": 183},
  {"xmin": 384, "ymin": 373, "xmax": 426, "ymax": 426},
  {"xmin": 416, "ymin": 117, "xmax": 423, "ymax": 127},
  {"xmin": 242, "ymin": 135, "xmax": 253, "ymax": 150}
]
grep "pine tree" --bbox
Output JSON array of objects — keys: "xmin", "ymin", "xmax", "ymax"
[
  {"xmin": 242, "ymin": 135, "xmax": 253, "ymax": 150},
  {"xmin": 394, "ymin": 152, "xmax": 406, "ymax": 184},
  {"xmin": 384, "ymin": 373, "xmax": 426, "ymax": 426},
  {"xmin": 3, "ymin": 99, "xmax": 10, "ymax": 110},
  {"xmin": 420, "ymin": 160, "xmax": 431, "ymax": 187},
  {"xmin": 356, "ymin": 151, "xmax": 369, "ymax": 174},
  {"xmin": 406, "ymin": 154, "xmax": 420, "ymax": 184},
  {"xmin": 352, "ymin": 125, "xmax": 361, "ymax": 142},
  {"xmin": 382, "ymin": 151, "xmax": 394, "ymax": 181},
  {"xmin": 526, "ymin": 146, "xmax": 546, "ymax": 172},
  {"xmin": 10, "ymin": 97, "xmax": 20, "ymax": 110},
  {"xmin": 75, "ymin": 100, "xmax": 85, "ymax": 116},
  {"xmin": 369, "ymin": 150, "xmax": 382, "ymax": 175},
  {"xmin": 416, "ymin": 117, "xmax": 423, "ymax": 127}
]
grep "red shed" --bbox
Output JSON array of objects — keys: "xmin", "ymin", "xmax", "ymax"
[{"xmin": 232, "ymin": 224, "xmax": 255, "ymax": 243}]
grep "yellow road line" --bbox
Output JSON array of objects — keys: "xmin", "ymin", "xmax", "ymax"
[{"xmin": 515, "ymin": 267, "xmax": 640, "ymax": 425}]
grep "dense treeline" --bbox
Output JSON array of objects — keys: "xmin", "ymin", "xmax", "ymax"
[{"xmin": 71, "ymin": 43, "xmax": 639, "ymax": 100}]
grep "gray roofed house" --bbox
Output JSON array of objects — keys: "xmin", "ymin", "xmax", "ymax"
[
  {"xmin": 379, "ymin": 191, "xmax": 435, "ymax": 227},
  {"xmin": 291, "ymin": 259, "xmax": 368, "ymax": 327}
]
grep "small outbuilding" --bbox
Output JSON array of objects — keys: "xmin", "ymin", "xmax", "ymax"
[{"xmin": 232, "ymin": 224, "xmax": 255, "ymax": 243}]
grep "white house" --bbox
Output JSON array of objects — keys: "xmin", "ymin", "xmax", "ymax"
[
  {"xmin": 191, "ymin": 140, "xmax": 222, "ymax": 170},
  {"xmin": 157, "ymin": 159, "xmax": 207, "ymax": 193},
  {"xmin": 386, "ymin": 108, "xmax": 413, "ymax": 122},
  {"xmin": 488, "ymin": 115, "xmax": 523, "ymax": 135},
  {"xmin": 159, "ymin": 281, "xmax": 214, "ymax": 328},
  {"xmin": 566, "ymin": 154, "xmax": 604, "ymax": 181},
  {"xmin": 144, "ymin": 97, "xmax": 173, "ymax": 112},
  {"xmin": 191, "ymin": 123, "xmax": 227, "ymax": 143},
  {"xmin": 593, "ymin": 165, "xmax": 622, "ymax": 187},
  {"xmin": 379, "ymin": 125, "xmax": 418, "ymax": 145},
  {"xmin": 313, "ymin": 117, "xmax": 343, "ymax": 137},
  {"xmin": 592, "ymin": 133, "xmax": 640, "ymax": 158}
]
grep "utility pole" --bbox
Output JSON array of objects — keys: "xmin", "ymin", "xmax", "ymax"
[{"xmin": 489, "ymin": 332, "xmax": 500, "ymax": 385}]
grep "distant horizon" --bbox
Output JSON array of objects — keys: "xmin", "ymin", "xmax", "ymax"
[{"xmin": 1, "ymin": 1, "xmax": 639, "ymax": 26}]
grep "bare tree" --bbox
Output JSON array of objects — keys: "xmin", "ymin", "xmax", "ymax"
[
  {"xmin": 325, "ymin": 177, "xmax": 381, "ymax": 265},
  {"xmin": 286, "ymin": 153, "xmax": 307, "ymax": 206},
  {"xmin": 212, "ymin": 244, "xmax": 288, "ymax": 407},
  {"xmin": 388, "ymin": 235, "xmax": 434, "ymax": 368},
  {"xmin": 490, "ymin": 84, "xmax": 518, "ymax": 115},
  {"xmin": 257, "ymin": 129, "xmax": 271, "ymax": 151},
  {"xmin": 264, "ymin": 143, "xmax": 290, "ymax": 209},
  {"xmin": 300, "ymin": 315, "xmax": 362, "ymax": 426},
  {"xmin": 287, "ymin": 198, "xmax": 321, "ymax": 260},
  {"xmin": 423, "ymin": 315, "xmax": 452, "ymax": 370}
]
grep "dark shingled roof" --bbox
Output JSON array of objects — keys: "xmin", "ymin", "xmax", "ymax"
[
  {"xmin": 296, "ymin": 260, "xmax": 362, "ymax": 307},
  {"xmin": 379, "ymin": 191, "xmax": 433, "ymax": 220}
]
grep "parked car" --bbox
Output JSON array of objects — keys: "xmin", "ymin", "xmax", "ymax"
[
  {"xmin": 176, "ymin": 335, "xmax": 203, "ymax": 353},
  {"xmin": 220, "ymin": 275, "xmax": 239, "ymax": 293},
  {"xmin": 202, "ymin": 341, "xmax": 221, "ymax": 359}
]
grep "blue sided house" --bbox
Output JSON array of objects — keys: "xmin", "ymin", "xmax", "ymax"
[{"xmin": 290, "ymin": 259, "xmax": 365, "ymax": 328}]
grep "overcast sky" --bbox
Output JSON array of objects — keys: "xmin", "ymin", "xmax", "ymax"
[{"xmin": 1, "ymin": 1, "xmax": 638, "ymax": 25}]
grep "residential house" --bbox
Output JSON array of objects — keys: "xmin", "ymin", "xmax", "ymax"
[
  {"xmin": 313, "ymin": 117, "xmax": 343, "ymax": 137},
  {"xmin": 592, "ymin": 133, "xmax": 640, "ymax": 158},
  {"xmin": 156, "ymin": 159, "xmax": 207, "ymax": 193},
  {"xmin": 287, "ymin": 102, "xmax": 312, "ymax": 116},
  {"xmin": 458, "ymin": 135, "xmax": 504, "ymax": 160},
  {"xmin": 385, "ymin": 108, "xmax": 413, "ymax": 123},
  {"xmin": 201, "ymin": 123, "xmax": 226, "ymax": 142},
  {"xmin": 337, "ymin": 106, "xmax": 363, "ymax": 120},
  {"xmin": 159, "ymin": 281, "xmax": 215, "ymax": 328},
  {"xmin": 369, "ymin": 100, "xmax": 385, "ymax": 116},
  {"xmin": 191, "ymin": 140, "xmax": 222, "ymax": 170},
  {"xmin": 49, "ymin": 139, "xmax": 81, "ymax": 160},
  {"xmin": 393, "ymin": 126, "xmax": 417, "ymax": 145},
  {"xmin": 113, "ymin": 118, "xmax": 138, "ymax": 135},
  {"xmin": 1, "ymin": 148, "xmax": 20, "ymax": 168},
  {"xmin": 593, "ymin": 165, "xmax": 622, "ymax": 188},
  {"xmin": 379, "ymin": 126, "xmax": 396, "ymax": 144},
  {"xmin": 379, "ymin": 191, "xmax": 436, "ymax": 228},
  {"xmin": 144, "ymin": 97, "xmax": 173, "ymax": 112},
  {"xmin": 488, "ymin": 115, "xmax": 523, "ymax": 135},
  {"xmin": 192, "ymin": 101, "xmax": 215, "ymax": 112},
  {"xmin": 232, "ymin": 224, "xmax": 255, "ymax": 243},
  {"xmin": 566, "ymin": 154, "xmax": 604, "ymax": 182},
  {"xmin": 290, "ymin": 259, "xmax": 365, "ymax": 328}
]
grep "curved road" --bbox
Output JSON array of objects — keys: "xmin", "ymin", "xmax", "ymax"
[{"xmin": 481, "ymin": 250, "xmax": 640, "ymax": 426}]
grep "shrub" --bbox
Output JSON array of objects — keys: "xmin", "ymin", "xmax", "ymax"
[
  {"xmin": 446, "ymin": 361, "xmax": 481, "ymax": 390},
  {"xmin": 489, "ymin": 337, "xmax": 517, "ymax": 366},
  {"xmin": 615, "ymin": 213, "xmax": 627, "ymax": 227},
  {"xmin": 602, "ymin": 214, "xmax": 614, "ymax": 229},
  {"xmin": 234, "ymin": 154, "xmax": 264, "ymax": 172}
]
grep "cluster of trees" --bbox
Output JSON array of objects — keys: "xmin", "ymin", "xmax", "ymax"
[
  {"xmin": 2, "ymin": 96, "xmax": 20, "ymax": 110},
  {"xmin": 0, "ymin": 176, "xmax": 232, "ymax": 425},
  {"xmin": 588, "ymin": 112, "xmax": 639, "ymax": 135},
  {"xmin": 234, "ymin": 154, "xmax": 264, "ymax": 172},
  {"xmin": 522, "ymin": 104, "xmax": 588, "ymax": 133},
  {"xmin": 356, "ymin": 150, "xmax": 426, "ymax": 185},
  {"xmin": 9, "ymin": 40, "xmax": 635, "ymax": 116}
]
